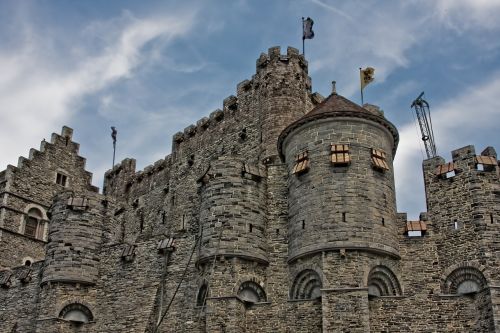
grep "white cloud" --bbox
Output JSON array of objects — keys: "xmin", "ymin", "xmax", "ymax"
[
  {"xmin": 434, "ymin": 0, "xmax": 500, "ymax": 30},
  {"xmin": 0, "ymin": 10, "xmax": 196, "ymax": 171}
]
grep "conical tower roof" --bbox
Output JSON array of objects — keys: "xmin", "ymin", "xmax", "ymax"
[{"xmin": 278, "ymin": 92, "xmax": 399, "ymax": 159}]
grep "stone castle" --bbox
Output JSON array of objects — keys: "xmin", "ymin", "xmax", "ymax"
[{"xmin": 0, "ymin": 46, "xmax": 499, "ymax": 332}]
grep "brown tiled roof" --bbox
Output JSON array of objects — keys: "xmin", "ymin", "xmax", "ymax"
[
  {"xmin": 305, "ymin": 93, "xmax": 380, "ymax": 117},
  {"xmin": 278, "ymin": 93, "xmax": 399, "ymax": 159}
]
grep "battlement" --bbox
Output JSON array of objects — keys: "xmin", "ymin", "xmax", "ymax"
[
  {"xmin": 256, "ymin": 46, "xmax": 308, "ymax": 74},
  {"xmin": 423, "ymin": 145, "xmax": 498, "ymax": 176},
  {"xmin": 103, "ymin": 156, "xmax": 173, "ymax": 197}
]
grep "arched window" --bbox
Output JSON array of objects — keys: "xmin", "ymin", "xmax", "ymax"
[
  {"xmin": 444, "ymin": 266, "xmax": 487, "ymax": 295},
  {"xmin": 24, "ymin": 208, "xmax": 44, "ymax": 239},
  {"xmin": 290, "ymin": 269, "xmax": 322, "ymax": 300},
  {"xmin": 59, "ymin": 303, "xmax": 93, "ymax": 324},
  {"xmin": 367, "ymin": 266, "xmax": 402, "ymax": 297},
  {"xmin": 197, "ymin": 283, "xmax": 208, "ymax": 307},
  {"xmin": 237, "ymin": 281, "xmax": 267, "ymax": 303}
]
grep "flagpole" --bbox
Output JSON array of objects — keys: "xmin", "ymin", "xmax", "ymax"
[
  {"xmin": 112, "ymin": 141, "xmax": 116, "ymax": 168},
  {"xmin": 111, "ymin": 126, "xmax": 117, "ymax": 169},
  {"xmin": 302, "ymin": 17, "xmax": 305, "ymax": 56},
  {"xmin": 360, "ymin": 68, "xmax": 364, "ymax": 105}
]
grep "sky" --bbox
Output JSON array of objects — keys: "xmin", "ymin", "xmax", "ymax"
[{"xmin": 0, "ymin": 0, "xmax": 499, "ymax": 219}]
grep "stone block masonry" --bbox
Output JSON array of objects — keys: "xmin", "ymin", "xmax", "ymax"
[{"xmin": 0, "ymin": 46, "xmax": 499, "ymax": 332}]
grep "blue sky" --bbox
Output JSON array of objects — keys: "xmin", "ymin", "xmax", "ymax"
[{"xmin": 0, "ymin": 0, "xmax": 499, "ymax": 218}]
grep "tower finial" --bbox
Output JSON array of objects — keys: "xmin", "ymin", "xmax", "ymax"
[{"xmin": 332, "ymin": 81, "xmax": 337, "ymax": 94}]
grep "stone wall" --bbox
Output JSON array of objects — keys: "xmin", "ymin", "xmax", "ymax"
[{"xmin": 0, "ymin": 262, "xmax": 42, "ymax": 333}]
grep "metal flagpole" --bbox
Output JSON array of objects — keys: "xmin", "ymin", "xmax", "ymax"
[
  {"xmin": 111, "ymin": 126, "xmax": 117, "ymax": 168},
  {"xmin": 360, "ymin": 68, "xmax": 364, "ymax": 105},
  {"xmin": 302, "ymin": 17, "xmax": 305, "ymax": 56}
]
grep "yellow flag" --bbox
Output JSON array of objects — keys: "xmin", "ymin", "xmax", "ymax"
[{"xmin": 360, "ymin": 67, "xmax": 375, "ymax": 90}]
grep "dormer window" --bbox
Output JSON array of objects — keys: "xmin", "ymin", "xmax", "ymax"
[
  {"xmin": 331, "ymin": 144, "xmax": 350, "ymax": 166},
  {"xmin": 371, "ymin": 149, "xmax": 389, "ymax": 171},
  {"xmin": 292, "ymin": 150, "xmax": 309, "ymax": 175},
  {"xmin": 56, "ymin": 172, "xmax": 67, "ymax": 186}
]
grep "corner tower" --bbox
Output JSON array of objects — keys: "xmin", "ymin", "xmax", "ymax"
[
  {"xmin": 255, "ymin": 46, "xmax": 312, "ymax": 162},
  {"xmin": 279, "ymin": 92, "xmax": 400, "ymax": 332}
]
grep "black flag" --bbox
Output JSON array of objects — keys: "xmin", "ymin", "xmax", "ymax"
[
  {"xmin": 111, "ymin": 126, "xmax": 117, "ymax": 144},
  {"xmin": 303, "ymin": 17, "xmax": 314, "ymax": 40}
]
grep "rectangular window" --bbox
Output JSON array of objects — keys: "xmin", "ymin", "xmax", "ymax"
[
  {"xmin": 331, "ymin": 144, "xmax": 350, "ymax": 166},
  {"xmin": 371, "ymin": 148, "xmax": 389, "ymax": 171},
  {"xmin": 292, "ymin": 150, "xmax": 309, "ymax": 175},
  {"xmin": 56, "ymin": 173, "xmax": 67, "ymax": 186},
  {"xmin": 24, "ymin": 217, "xmax": 38, "ymax": 238}
]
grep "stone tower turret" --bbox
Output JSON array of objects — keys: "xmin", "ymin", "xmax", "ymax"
[
  {"xmin": 279, "ymin": 92, "xmax": 400, "ymax": 332},
  {"xmin": 255, "ymin": 46, "xmax": 311, "ymax": 162},
  {"xmin": 35, "ymin": 191, "xmax": 114, "ymax": 332},
  {"xmin": 423, "ymin": 145, "xmax": 499, "ymax": 330},
  {"xmin": 198, "ymin": 157, "xmax": 267, "ymax": 264}
]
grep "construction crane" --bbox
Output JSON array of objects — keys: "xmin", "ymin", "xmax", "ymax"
[{"xmin": 410, "ymin": 92, "xmax": 437, "ymax": 159}]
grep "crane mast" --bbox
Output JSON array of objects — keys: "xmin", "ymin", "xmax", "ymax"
[{"xmin": 411, "ymin": 92, "xmax": 437, "ymax": 159}]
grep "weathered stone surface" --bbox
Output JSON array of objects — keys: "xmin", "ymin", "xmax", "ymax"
[{"xmin": 0, "ymin": 46, "xmax": 499, "ymax": 332}]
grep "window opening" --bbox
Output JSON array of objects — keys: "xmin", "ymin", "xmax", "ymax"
[
  {"xmin": 24, "ymin": 208, "xmax": 43, "ymax": 239},
  {"xmin": 331, "ymin": 144, "xmax": 351, "ymax": 166},
  {"xmin": 249, "ymin": 224, "xmax": 253, "ymax": 232},
  {"xmin": 292, "ymin": 150, "xmax": 309, "ymax": 175},
  {"xmin": 237, "ymin": 281, "xmax": 267, "ymax": 303},
  {"xmin": 24, "ymin": 217, "xmax": 38, "ymax": 238},
  {"xmin": 302, "ymin": 220, "xmax": 305, "ymax": 229},
  {"xmin": 59, "ymin": 303, "xmax": 93, "ymax": 324},
  {"xmin": 491, "ymin": 213, "xmax": 494, "ymax": 224},
  {"xmin": 342, "ymin": 212, "xmax": 346, "ymax": 222},
  {"xmin": 453, "ymin": 219, "xmax": 459, "ymax": 230},
  {"xmin": 56, "ymin": 172, "xmax": 67, "ymax": 186},
  {"xmin": 382, "ymin": 218, "xmax": 385, "ymax": 226},
  {"xmin": 371, "ymin": 149, "xmax": 389, "ymax": 171},
  {"xmin": 197, "ymin": 284, "xmax": 208, "ymax": 307}
]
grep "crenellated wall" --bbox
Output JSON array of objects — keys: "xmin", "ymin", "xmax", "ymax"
[{"xmin": 1, "ymin": 46, "xmax": 499, "ymax": 332}]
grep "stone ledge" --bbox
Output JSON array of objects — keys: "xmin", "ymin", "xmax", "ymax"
[{"xmin": 288, "ymin": 242, "xmax": 400, "ymax": 263}]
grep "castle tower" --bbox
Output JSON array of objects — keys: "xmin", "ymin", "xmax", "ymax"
[
  {"xmin": 197, "ymin": 156, "xmax": 267, "ymax": 331},
  {"xmin": 255, "ymin": 46, "xmax": 311, "ymax": 162},
  {"xmin": 423, "ymin": 145, "xmax": 499, "ymax": 330},
  {"xmin": 279, "ymin": 92, "xmax": 400, "ymax": 332},
  {"xmin": 35, "ymin": 191, "xmax": 112, "ymax": 332}
]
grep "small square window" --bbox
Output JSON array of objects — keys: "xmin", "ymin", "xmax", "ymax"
[
  {"xmin": 331, "ymin": 144, "xmax": 351, "ymax": 166},
  {"xmin": 292, "ymin": 151, "xmax": 309, "ymax": 175},
  {"xmin": 56, "ymin": 173, "xmax": 67, "ymax": 186},
  {"xmin": 371, "ymin": 149, "xmax": 389, "ymax": 171}
]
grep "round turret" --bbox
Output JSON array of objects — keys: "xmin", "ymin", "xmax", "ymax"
[
  {"xmin": 278, "ymin": 93, "xmax": 400, "ymax": 262},
  {"xmin": 198, "ymin": 157, "xmax": 267, "ymax": 264},
  {"xmin": 256, "ymin": 46, "xmax": 311, "ymax": 161},
  {"xmin": 42, "ymin": 191, "xmax": 106, "ymax": 285}
]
